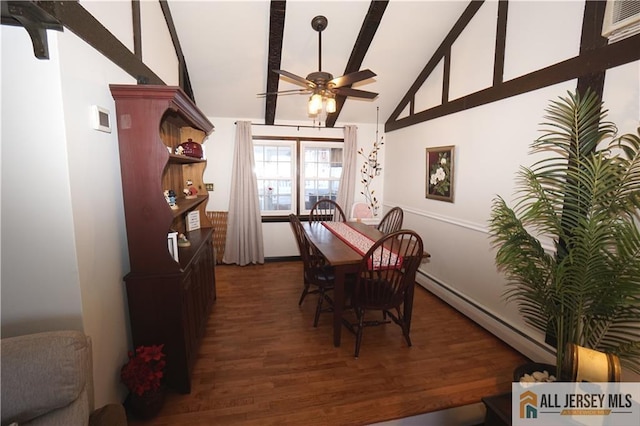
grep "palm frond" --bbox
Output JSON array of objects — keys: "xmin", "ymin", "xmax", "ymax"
[{"xmin": 488, "ymin": 89, "xmax": 640, "ymax": 378}]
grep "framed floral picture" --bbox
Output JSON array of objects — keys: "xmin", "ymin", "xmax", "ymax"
[{"xmin": 426, "ymin": 145, "xmax": 455, "ymax": 202}]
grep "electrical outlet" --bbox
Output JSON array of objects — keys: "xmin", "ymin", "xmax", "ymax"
[{"xmin": 205, "ymin": 183, "xmax": 214, "ymax": 191}]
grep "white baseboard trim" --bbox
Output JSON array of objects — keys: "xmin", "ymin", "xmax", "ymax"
[{"xmin": 415, "ymin": 269, "xmax": 556, "ymax": 366}]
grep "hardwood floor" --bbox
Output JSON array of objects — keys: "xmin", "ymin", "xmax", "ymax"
[{"xmin": 128, "ymin": 261, "xmax": 528, "ymax": 425}]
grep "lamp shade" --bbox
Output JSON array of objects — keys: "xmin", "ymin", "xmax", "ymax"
[
  {"xmin": 308, "ymin": 93, "xmax": 322, "ymax": 115},
  {"xmin": 326, "ymin": 97, "xmax": 336, "ymax": 113}
]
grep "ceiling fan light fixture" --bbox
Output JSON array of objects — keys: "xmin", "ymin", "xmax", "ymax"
[
  {"xmin": 325, "ymin": 96, "xmax": 336, "ymax": 114},
  {"xmin": 308, "ymin": 93, "xmax": 322, "ymax": 115},
  {"xmin": 263, "ymin": 15, "xmax": 377, "ymax": 120}
]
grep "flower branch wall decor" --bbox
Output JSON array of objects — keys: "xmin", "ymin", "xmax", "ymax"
[
  {"xmin": 357, "ymin": 134, "xmax": 384, "ymax": 216},
  {"xmin": 426, "ymin": 145, "xmax": 455, "ymax": 202},
  {"xmin": 357, "ymin": 107, "xmax": 384, "ymax": 216}
]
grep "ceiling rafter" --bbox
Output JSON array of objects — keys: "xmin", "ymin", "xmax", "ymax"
[
  {"xmin": 386, "ymin": 0, "xmax": 484, "ymax": 126},
  {"xmin": 160, "ymin": 0, "xmax": 195, "ymax": 101},
  {"xmin": 385, "ymin": 0, "xmax": 637, "ymax": 133},
  {"xmin": 0, "ymin": 0, "xmax": 63, "ymax": 59},
  {"xmin": 325, "ymin": 0, "xmax": 389, "ymax": 128},
  {"xmin": 492, "ymin": 0, "xmax": 508, "ymax": 86},
  {"xmin": 36, "ymin": 0, "xmax": 164, "ymax": 85},
  {"xmin": 386, "ymin": 33, "xmax": 640, "ymax": 132},
  {"xmin": 576, "ymin": 0, "xmax": 608, "ymax": 100},
  {"xmin": 265, "ymin": 1, "xmax": 286, "ymax": 125},
  {"xmin": 263, "ymin": 0, "xmax": 386, "ymax": 127}
]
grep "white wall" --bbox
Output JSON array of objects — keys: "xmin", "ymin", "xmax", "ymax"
[
  {"xmin": 203, "ymin": 118, "xmax": 384, "ymax": 257},
  {"xmin": 383, "ymin": 0, "xmax": 640, "ymax": 366},
  {"xmin": 386, "ymin": 84, "xmax": 576, "ymax": 364},
  {"xmin": 1, "ymin": 28, "xmax": 84, "ymax": 335},
  {"xmin": 141, "ymin": 0, "xmax": 179, "ymax": 85},
  {"xmin": 0, "ymin": 23, "xmax": 135, "ymax": 405},
  {"xmin": 58, "ymin": 29, "xmax": 137, "ymax": 407},
  {"xmin": 1, "ymin": 0, "xmax": 181, "ymax": 407}
]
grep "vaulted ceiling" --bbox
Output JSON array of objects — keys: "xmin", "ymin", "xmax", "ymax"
[
  {"xmin": 166, "ymin": 0, "xmax": 470, "ymax": 127},
  {"xmin": 4, "ymin": 1, "xmax": 636, "ymax": 130}
]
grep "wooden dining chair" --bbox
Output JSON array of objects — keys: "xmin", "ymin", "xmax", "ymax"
[
  {"xmin": 376, "ymin": 206, "xmax": 404, "ymax": 234},
  {"xmin": 288, "ymin": 214, "xmax": 335, "ymax": 327},
  {"xmin": 344, "ymin": 229, "xmax": 424, "ymax": 358},
  {"xmin": 309, "ymin": 199, "xmax": 346, "ymax": 223}
]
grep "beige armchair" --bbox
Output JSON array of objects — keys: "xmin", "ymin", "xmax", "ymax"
[{"xmin": 1, "ymin": 330, "xmax": 127, "ymax": 426}]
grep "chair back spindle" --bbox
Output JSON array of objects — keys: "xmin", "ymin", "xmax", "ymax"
[
  {"xmin": 309, "ymin": 199, "xmax": 346, "ymax": 222},
  {"xmin": 377, "ymin": 207, "xmax": 404, "ymax": 234}
]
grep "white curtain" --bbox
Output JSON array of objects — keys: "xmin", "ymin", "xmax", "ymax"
[
  {"xmin": 223, "ymin": 121, "xmax": 264, "ymax": 265},
  {"xmin": 337, "ymin": 125, "xmax": 357, "ymax": 217}
]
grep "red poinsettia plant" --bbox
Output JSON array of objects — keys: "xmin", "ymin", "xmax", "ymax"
[{"xmin": 120, "ymin": 344, "xmax": 166, "ymax": 396}]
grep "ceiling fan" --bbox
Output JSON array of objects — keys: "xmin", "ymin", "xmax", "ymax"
[{"xmin": 258, "ymin": 15, "xmax": 378, "ymax": 114}]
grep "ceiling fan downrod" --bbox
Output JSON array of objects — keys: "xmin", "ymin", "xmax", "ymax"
[
  {"xmin": 311, "ymin": 15, "xmax": 328, "ymax": 72},
  {"xmin": 259, "ymin": 13, "xmax": 377, "ymax": 103}
]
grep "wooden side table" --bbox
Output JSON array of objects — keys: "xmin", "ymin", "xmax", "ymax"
[{"xmin": 481, "ymin": 391, "xmax": 512, "ymax": 426}]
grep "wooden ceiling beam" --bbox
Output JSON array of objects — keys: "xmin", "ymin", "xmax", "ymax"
[
  {"xmin": 576, "ymin": 0, "xmax": 608, "ymax": 100},
  {"xmin": 386, "ymin": 33, "xmax": 640, "ymax": 132},
  {"xmin": 325, "ymin": 0, "xmax": 388, "ymax": 128},
  {"xmin": 36, "ymin": 0, "xmax": 164, "ymax": 85},
  {"xmin": 265, "ymin": 1, "xmax": 286, "ymax": 125},
  {"xmin": 385, "ymin": 0, "xmax": 637, "ymax": 133},
  {"xmin": 1, "ymin": 0, "xmax": 63, "ymax": 59},
  {"xmin": 160, "ymin": 0, "xmax": 195, "ymax": 102},
  {"xmin": 386, "ymin": 0, "xmax": 483, "ymax": 125}
]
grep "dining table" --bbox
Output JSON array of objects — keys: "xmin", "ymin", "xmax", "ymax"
[{"xmin": 302, "ymin": 220, "xmax": 430, "ymax": 347}]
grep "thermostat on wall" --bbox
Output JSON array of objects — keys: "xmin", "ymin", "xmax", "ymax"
[{"xmin": 91, "ymin": 105, "xmax": 111, "ymax": 133}]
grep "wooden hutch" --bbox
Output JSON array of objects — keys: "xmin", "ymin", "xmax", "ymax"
[{"xmin": 110, "ymin": 84, "xmax": 215, "ymax": 393}]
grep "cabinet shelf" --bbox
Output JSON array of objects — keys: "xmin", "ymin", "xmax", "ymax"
[
  {"xmin": 171, "ymin": 195, "xmax": 207, "ymax": 218},
  {"xmin": 169, "ymin": 154, "xmax": 206, "ymax": 164}
]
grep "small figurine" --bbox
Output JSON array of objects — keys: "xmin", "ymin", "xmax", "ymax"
[
  {"xmin": 183, "ymin": 179, "xmax": 198, "ymax": 199},
  {"xmin": 177, "ymin": 233, "xmax": 191, "ymax": 247},
  {"xmin": 174, "ymin": 145, "xmax": 185, "ymax": 155},
  {"xmin": 164, "ymin": 189, "xmax": 178, "ymax": 210}
]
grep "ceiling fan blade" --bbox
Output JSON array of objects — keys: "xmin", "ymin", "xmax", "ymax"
[
  {"xmin": 256, "ymin": 88, "xmax": 310, "ymax": 97},
  {"xmin": 333, "ymin": 87, "xmax": 378, "ymax": 99},
  {"xmin": 273, "ymin": 70, "xmax": 315, "ymax": 88},
  {"xmin": 329, "ymin": 69, "xmax": 376, "ymax": 88}
]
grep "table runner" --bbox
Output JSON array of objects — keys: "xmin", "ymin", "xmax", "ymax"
[{"xmin": 322, "ymin": 221, "xmax": 402, "ymax": 269}]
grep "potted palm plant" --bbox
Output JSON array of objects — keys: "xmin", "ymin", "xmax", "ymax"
[{"xmin": 488, "ymin": 89, "xmax": 640, "ymax": 381}]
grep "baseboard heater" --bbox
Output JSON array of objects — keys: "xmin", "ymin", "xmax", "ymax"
[{"xmin": 415, "ymin": 268, "xmax": 555, "ymax": 364}]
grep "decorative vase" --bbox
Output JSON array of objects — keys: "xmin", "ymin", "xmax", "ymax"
[{"xmin": 127, "ymin": 387, "xmax": 166, "ymax": 420}]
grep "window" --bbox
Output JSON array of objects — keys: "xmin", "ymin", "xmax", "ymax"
[
  {"xmin": 253, "ymin": 137, "xmax": 343, "ymax": 217},
  {"xmin": 254, "ymin": 140, "xmax": 296, "ymax": 215},
  {"xmin": 301, "ymin": 142, "xmax": 343, "ymax": 213}
]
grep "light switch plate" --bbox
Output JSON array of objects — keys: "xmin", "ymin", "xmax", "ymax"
[{"xmin": 91, "ymin": 105, "xmax": 111, "ymax": 133}]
